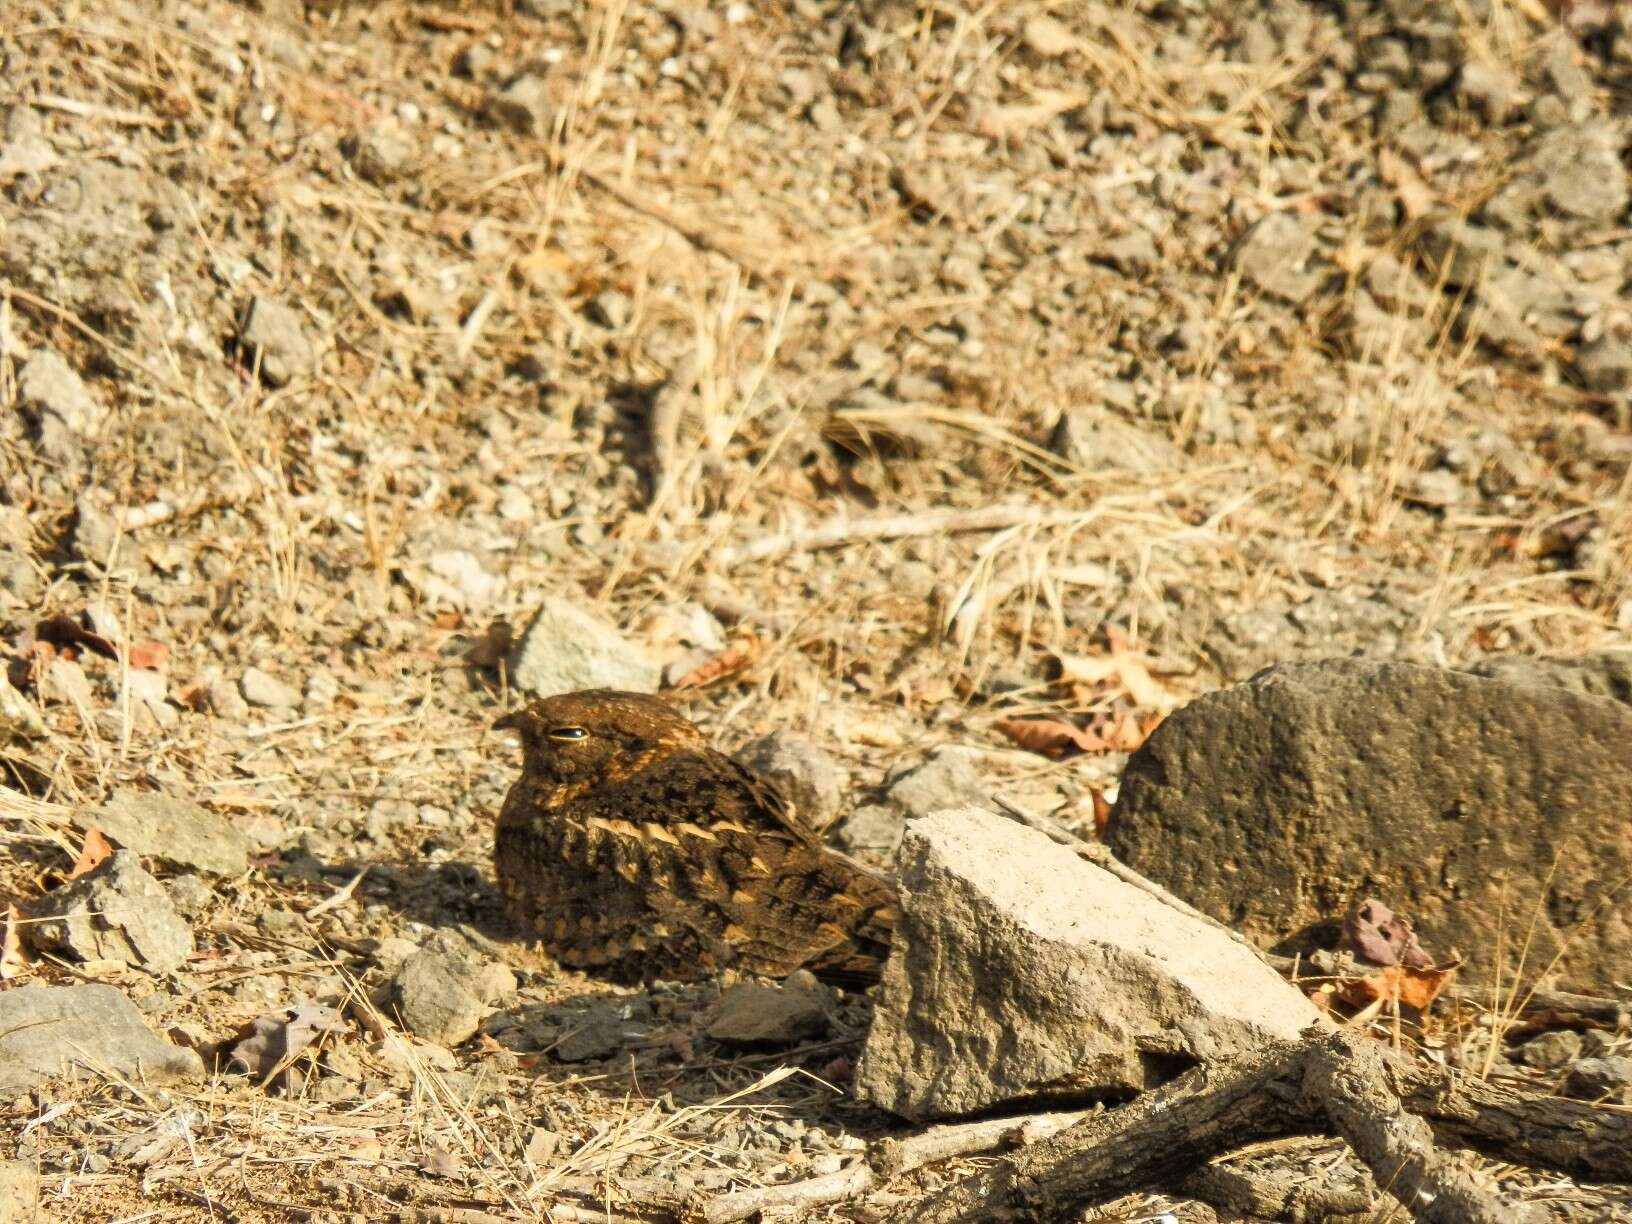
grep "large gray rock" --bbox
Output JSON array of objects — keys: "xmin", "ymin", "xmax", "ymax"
[
  {"xmin": 28, "ymin": 850, "xmax": 194, "ymax": 973},
  {"xmin": 1106, "ymin": 660, "xmax": 1632, "ymax": 992},
  {"xmin": 0, "ymin": 984, "xmax": 203, "ymax": 1095},
  {"xmin": 88, "ymin": 789, "xmax": 253, "ymax": 878},
  {"xmin": 855, "ymin": 808, "xmax": 1321, "ymax": 1122},
  {"xmin": 508, "ymin": 597, "xmax": 660, "ymax": 697}
]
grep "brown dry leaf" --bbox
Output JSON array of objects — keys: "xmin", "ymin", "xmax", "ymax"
[
  {"xmin": 34, "ymin": 613, "xmax": 120, "ymax": 661},
  {"xmin": 670, "ymin": 639, "xmax": 757, "ymax": 690},
  {"xmin": 463, "ymin": 619, "xmax": 513, "ymax": 668},
  {"xmin": 1054, "ymin": 649, "xmax": 1179, "ymax": 711},
  {"xmin": 1090, "ymin": 789, "xmax": 1113, "ymax": 835},
  {"xmin": 1, "ymin": 902, "xmax": 32, "ymax": 980},
  {"xmin": 126, "ymin": 640, "xmax": 170, "ymax": 670},
  {"xmin": 994, "ymin": 716, "xmax": 1110, "ymax": 758},
  {"xmin": 231, "ymin": 1001, "xmax": 349, "ymax": 1080},
  {"xmin": 67, "ymin": 827, "xmax": 113, "ymax": 879},
  {"xmin": 1342, "ymin": 897, "xmax": 1433, "ymax": 969},
  {"xmin": 1338, "ymin": 964, "xmax": 1457, "ymax": 1012}
]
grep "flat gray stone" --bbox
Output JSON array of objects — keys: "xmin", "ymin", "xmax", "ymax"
[
  {"xmin": 1107, "ymin": 660, "xmax": 1632, "ymax": 992},
  {"xmin": 28, "ymin": 850, "xmax": 194, "ymax": 973},
  {"xmin": 508, "ymin": 597, "xmax": 660, "ymax": 697},
  {"xmin": 704, "ymin": 973, "xmax": 831, "ymax": 1045},
  {"xmin": 0, "ymin": 984, "xmax": 203, "ymax": 1095},
  {"xmin": 856, "ymin": 808, "xmax": 1321, "ymax": 1121},
  {"xmin": 89, "ymin": 789, "xmax": 253, "ymax": 878},
  {"xmin": 237, "ymin": 296, "xmax": 315, "ymax": 387}
]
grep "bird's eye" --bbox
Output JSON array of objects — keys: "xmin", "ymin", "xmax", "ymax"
[{"xmin": 548, "ymin": 726, "xmax": 589, "ymax": 742}]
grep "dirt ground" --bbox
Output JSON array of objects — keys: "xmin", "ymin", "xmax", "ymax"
[{"xmin": 1, "ymin": 0, "xmax": 1630, "ymax": 1218}]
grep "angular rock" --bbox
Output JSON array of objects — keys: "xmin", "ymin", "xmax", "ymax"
[
  {"xmin": 1232, "ymin": 212, "xmax": 1325, "ymax": 303},
  {"xmin": 856, "ymin": 808, "xmax": 1322, "ymax": 1121},
  {"xmin": 28, "ymin": 850, "xmax": 194, "ymax": 973},
  {"xmin": 0, "ymin": 984, "xmax": 203, "ymax": 1095},
  {"xmin": 553, "ymin": 1003, "xmax": 628, "ymax": 1062},
  {"xmin": 1514, "ymin": 1029, "xmax": 1581, "ymax": 1071},
  {"xmin": 834, "ymin": 803, "xmax": 905, "ymax": 858},
  {"xmin": 704, "ymin": 971, "xmax": 831, "ymax": 1045},
  {"xmin": 88, "ymin": 788, "xmax": 253, "ymax": 877},
  {"xmin": 734, "ymin": 732, "xmax": 843, "ymax": 831},
  {"xmin": 236, "ymin": 296, "xmax": 315, "ymax": 387},
  {"xmin": 1106, "ymin": 660, "xmax": 1632, "ymax": 992},
  {"xmin": 240, "ymin": 665, "xmax": 301, "ymax": 709},
  {"xmin": 1049, "ymin": 408, "xmax": 1180, "ymax": 475},
  {"xmin": 391, "ymin": 941, "xmax": 515, "ymax": 1047},
  {"xmin": 1, "ymin": 684, "xmax": 47, "ymax": 744},
  {"xmin": 17, "ymin": 348, "xmax": 106, "ymax": 438},
  {"xmin": 508, "ymin": 597, "xmax": 660, "ymax": 696},
  {"xmin": 884, "ymin": 748, "xmax": 988, "ymax": 819},
  {"xmin": 1563, "ymin": 1056, "xmax": 1632, "ymax": 1104},
  {"xmin": 487, "ymin": 75, "xmax": 551, "ymax": 137}
]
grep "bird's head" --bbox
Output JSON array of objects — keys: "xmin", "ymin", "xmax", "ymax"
[{"xmin": 493, "ymin": 689, "xmax": 705, "ymax": 787}]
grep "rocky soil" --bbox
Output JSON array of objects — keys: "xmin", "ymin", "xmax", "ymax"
[{"xmin": 1, "ymin": 0, "xmax": 1630, "ymax": 1219}]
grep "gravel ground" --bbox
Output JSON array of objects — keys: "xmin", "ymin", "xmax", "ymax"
[{"xmin": 1, "ymin": 0, "xmax": 1630, "ymax": 1218}]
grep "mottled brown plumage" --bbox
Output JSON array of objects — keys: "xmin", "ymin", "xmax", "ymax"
[{"xmin": 493, "ymin": 690, "xmax": 897, "ymax": 984}]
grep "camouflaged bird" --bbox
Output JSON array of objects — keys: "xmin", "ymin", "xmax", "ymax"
[{"xmin": 493, "ymin": 690, "xmax": 897, "ymax": 984}]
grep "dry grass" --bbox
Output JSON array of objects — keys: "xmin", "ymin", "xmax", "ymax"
[{"xmin": 1, "ymin": 0, "xmax": 1630, "ymax": 1217}]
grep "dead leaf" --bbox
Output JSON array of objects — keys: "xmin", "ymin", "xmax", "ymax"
[
  {"xmin": 1054, "ymin": 648, "xmax": 1179, "ymax": 711},
  {"xmin": 995, "ymin": 716, "xmax": 1111, "ymax": 758},
  {"xmin": 67, "ymin": 828, "xmax": 113, "ymax": 879},
  {"xmin": 1, "ymin": 902, "xmax": 32, "ymax": 980},
  {"xmin": 433, "ymin": 610, "xmax": 464, "ymax": 631},
  {"xmin": 34, "ymin": 613, "xmax": 120, "ymax": 661},
  {"xmin": 1342, "ymin": 897, "xmax": 1433, "ymax": 969},
  {"xmin": 230, "ymin": 1000, "xmax": 349, "ymax": 1081},
  {"xmin": 463, "ymin": 619, "xmax": 513, "ymax": 668},
  {"xmin": 1338, "ymin": 964, "xmax": 1458, "ymax": 1012},
  {"xmin": 670, "ymin": 639, "xmax": 757, "ymax": 690},
  {"xmin": 125, "ymin": 640, "xmax": 170, "ymax": 670},
  {"xmin": 1090, "ymin": 789, "xmax": 1112, "ymax": 835}
]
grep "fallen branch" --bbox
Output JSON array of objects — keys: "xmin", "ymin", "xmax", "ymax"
[
  {"xmin": 692, "ymin": 1108, "xmax": 1093, "ymax": 1224},
  {"xmin": 889, "ymin": 1029, "xmax": 1613, "ymax": 1224},
  {"xmin": 716, "ymin": 505, "xmax": 1091, "ymax": 569}
]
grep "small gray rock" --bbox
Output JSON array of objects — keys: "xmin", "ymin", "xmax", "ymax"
[
  {"xmin": 241, "ymin": 665, "xmax": 301, "ymax": 709},
  {"xmin": 1233, "ymin": 212, "xmax": 1324, "ymax": 303},
  {"xmin": 705, "ymin": 972, "xmax": 832, "ymax": 1045},
  {"xmin": 1, "ymin": 684, "xmax": 47, "ymax": 744},
  {"xmin": 508, "ymin": 598, "xmax": 660, "ymax": 696},
  {"xmin": 885, "ymin": 748, "xmax": 988, "ymax": 819},
  {"xmin": 1562, "ymin": 1056, "xmax": 1632, "ymax": 1103},
  {"xmin": 91, "ymin": 789, "xmax": 253, "ymax": 878},
  {"xmin": 1575, "ymin": 333, "xmax": 1632, "ymax": 395},
  {"xmin": 553, "ymin": 1004, "xmax": 627, "ymax": 1062},
  {"xmin": 394, "ymin": 949, "xmax": 485, "ymax": 1046},
  {"xmin": 17, "ymin": 348, "xmax": 106, "ymax": 438},
  {"xmin": 349, "ymin": 120, "xmax": 417, "ymax": 185},
  {"xmin": 237, "ymin": 297, "xmax": 315, "ymax": 387},
  {"xmin": 165, "ymin": 873, "xmax": 217, "ymax": 917},
  {"xmin": 835, "ymin": 804, "xmax": 905, "ymax": 858},
  {"xmin": 0, "ymin": 984, "xmax": 203, "ymax": 1095},
  {"xmin": 734, "ymin": 732, "xmax": 843, "ymax": 831},
  {"xmin": 1049, "ymin": 408, "xmax": 1180, "ymax": 475},
  {"xmin": 28, "ymin": 851, "xmax": 194, "ymax": 973},
  {"xmin": 1514, "ymin": 1028, "xmax": 1581, "ymax": 1070},
  {"xmin": 487, "ymin": 74, "xmax": 551, "ymax": 137}
]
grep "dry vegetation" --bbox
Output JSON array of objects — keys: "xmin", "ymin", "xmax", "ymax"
[{"xmin": 1, "ymin": 0, "xmax": 1630, "ymax": 1218}]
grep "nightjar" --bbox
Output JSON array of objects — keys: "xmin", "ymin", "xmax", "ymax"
[{"xmin": 493, "ymin": 690, "xmax": 897, "ymax": 984}]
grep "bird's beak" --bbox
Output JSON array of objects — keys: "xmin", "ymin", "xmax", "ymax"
[{"xmin": 493, "ymin": 709, "xmax": 529, "ymax": 733}]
